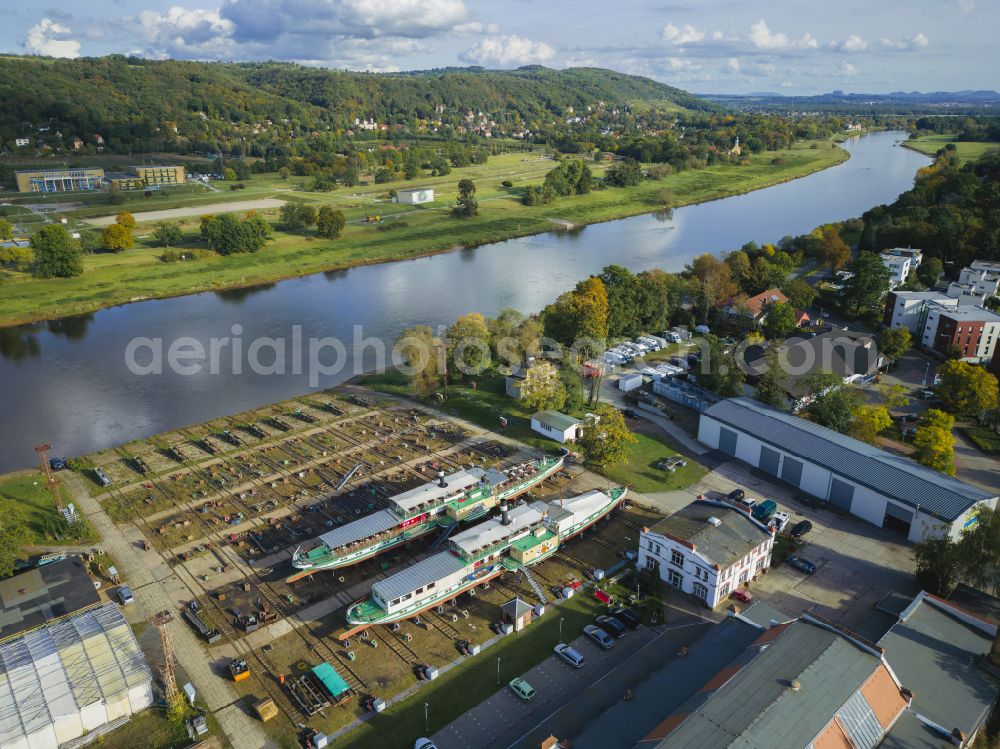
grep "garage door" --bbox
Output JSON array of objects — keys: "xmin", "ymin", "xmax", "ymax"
[
  {"xmin": 829, "ymin": 478, "xmax": 855, "ymax": 511},
  {"xmin": 719, "ymin": 428, "xmax": 738, "ymax": 456},
  {"xmin": 759, "ymin": 446, "xmax": 781, "ymax": 476},
  {"xmin": 781, "ymin": 457, "xmax": 803, "ymax": 486}
]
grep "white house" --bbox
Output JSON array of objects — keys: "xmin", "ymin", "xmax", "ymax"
[
  {"xmin": 880, "ymin": 251, "xmax": 913, "ymax": 288},
  {"xmin": 530, "ymin": 410, "xmax": 582, "ymax": 444},
  {"xmin": 637, "ymin": 500, "xmax": 773, "ymax": 608},
  {"xmin": 698, "ymin": 397, "xmax": 997, "ymax": 542},
  {"xmin": 395, "ymin": 188, "xmax": 434, "ymax": 205}
]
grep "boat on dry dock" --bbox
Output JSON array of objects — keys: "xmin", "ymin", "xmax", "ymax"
[
  {"xmin": 341, "ymin": 486, "xmax": 627, "ymax": 635},
  {"xmin": 287, "ymin": 456, "xmax": 563, "ymax": 581}
]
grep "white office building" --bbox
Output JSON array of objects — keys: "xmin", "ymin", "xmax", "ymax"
[
  {"xmin": 638, "ymin": 500, "xmax": 774, "ymax": 608},
  {"xmin": 394, "ymin": 188, "xmax": 434, "ymax": 204}
]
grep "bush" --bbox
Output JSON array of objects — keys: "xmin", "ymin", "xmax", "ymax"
[
  {"xmin": 160, "ymin": 249, "xmax": 196, "ymax": 263},
  {"xmin": 501, "ymin": 180, "xmax": 513, "ymax": 188}
]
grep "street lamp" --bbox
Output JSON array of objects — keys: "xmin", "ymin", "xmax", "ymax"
[
  {"xmin": 424, "ymin": 702, "xmax": 429, "ymax": 733},
  {"xmin": 922, "ymin": 361, "xmax": 930, "ymax": 388},
  {"xmin": 558, "ymin": 617, "xmax": 564, "ymax": 644},
  {"xmin": 496, "ymin": 656, "xmax": 501, "ymax": 686}
]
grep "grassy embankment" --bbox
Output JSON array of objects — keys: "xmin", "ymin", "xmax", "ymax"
[
  {"xmin": 902, "ymin": 133, "xmax": 999, "ymax": 165},
  {"xmin": 0, "ymin": 471, "xmax": 96, "ymax": 545},
  {"xmin": 362, "ymin": 371, "xmax": 707, "ymax": 493},
  {"xmin": 0, "ymin": 140, "xmax": 847, "ymax": 327}
]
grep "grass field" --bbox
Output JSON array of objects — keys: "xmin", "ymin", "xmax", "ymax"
[
  {"xmin": 902, "ymin": 134, "xmax": 999, "ymax": 165},
  {"xmin": 962, "ymin": 425, "xmax": 1000, "ymax": 454},
  {"xmin": 362, "ymin": 371, "xmax": 706, "ymax": 494},
  {"xmin": 0, "ymin": 470, "xmax": 96, "ymax": 545},
  {"xmin": 0, "ymin": 140, "xmax": 847, "ymax": 327}
]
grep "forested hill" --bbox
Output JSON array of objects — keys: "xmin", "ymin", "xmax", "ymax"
[{"xmin": 0, "ymin": 55, "xmax": 713, "ymax": 153}]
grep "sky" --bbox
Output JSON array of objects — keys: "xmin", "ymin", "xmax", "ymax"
[{"xmin": 3, "ymin": 0, "xmax": 997, "ymax": 94}]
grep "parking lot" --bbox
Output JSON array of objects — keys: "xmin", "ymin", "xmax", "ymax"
[
  {"xmin": 638, "ymin": 455, "xmax": 918, "ymax": 630},
  {"xmin": 431, "ymin": 614, "xmax": 708, "ymax": 749}
]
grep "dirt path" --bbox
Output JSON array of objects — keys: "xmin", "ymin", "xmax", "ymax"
[{"xmin": 84, "ymin": 198, "xmax": 286, "ymax": 226}]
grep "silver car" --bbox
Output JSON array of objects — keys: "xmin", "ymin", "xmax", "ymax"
[
  {"xmin": 584, "ymin": 624, "xmax": 614, "ymax": 649},
  {"xmin": 553, "ymin": 643, "xmax": 586, "ymax": 668}
]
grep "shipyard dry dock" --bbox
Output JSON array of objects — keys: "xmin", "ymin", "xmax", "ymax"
[{"xmin": 53, "ymin": 387, "xmax": 666, "ymax": 748}]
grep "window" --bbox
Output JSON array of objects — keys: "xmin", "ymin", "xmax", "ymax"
[
  {"xmin": 693, "ymin": 582, "xmax": 708, "ymax": 601},
  {"xmin": 667, "ymin": 569, "xmax": 683, "ymax": 589},
  {"xmin": 427, "ymin": 582, "xmax": 435, "ymax": 590},
  {"xmin": 719, "ymin": 582, "xmax": 729, "ymax": 597},
  {"xmin": 403, "ymin": 592, "xmax": 413, "ymax": 601},
  {"xmin": 415, "ymin": 587, "xmax": 424, "ymax": 595},
  {"xmin": 646, "ymin": 557, "xmax": 657, "ymax": 572},
  {"xmin": 756, "ymin": 559, "xmax": 766, "ymax": 572},
  {"xmin": 670, "ymin": 550, "xmax": 685, "ymax": 568}
]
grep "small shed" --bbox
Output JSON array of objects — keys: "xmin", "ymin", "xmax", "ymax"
[
  {"xmin": 500, "ymin": 596, "xmax": 534, "ymax": 632},
  {"xmin": 531, "ymin": 410, "xmax": 582, "ymax": 444},
  {"xmin": 395, "ymin": 187, "xmax": 434, "ymax": 204}
]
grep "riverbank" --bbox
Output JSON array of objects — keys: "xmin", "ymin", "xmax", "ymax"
[
  {"xmin": 0, "ymin": 140, "xmax": 847, "ymax": 327},
  {"xmin": 901, "ymin": 133, "xmax": 998, "ymax": 165}
]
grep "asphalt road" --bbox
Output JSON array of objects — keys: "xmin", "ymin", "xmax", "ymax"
[{"xmin": 431, "ymin": 614, "xmax": 709, "ymax": 749}]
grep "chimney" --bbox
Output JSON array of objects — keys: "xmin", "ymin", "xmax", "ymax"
[
  {"xmin": 438, "ymin": 470, "xmax": 447, "ymax": 488},
  {"xmin": 501, "ymin": 503, "xmax": 510, "ymax": 526},
  {"xmin": 788, "ymin": 679, "xmax": 801, "ymax": 691}
]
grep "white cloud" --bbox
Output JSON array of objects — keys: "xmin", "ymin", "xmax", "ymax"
[
  {"xmin": 459, "ymin": 35, "xmax": 555, "ymax": 68},
  {"xmin": 664, "ymin": 57, "xmax": 701, "ymax": 71},
  {"xmin": 839, "ymin": 34, "xmax": 868, "ymax": 52},
  {"xmin": 220, "ymin": 0, "xmax": 470, "ymax": 41},
  {"xmin": 748, "ymin": 19, "xmax": 817, "ymax": 51},
  {"xmin": 877, "ymin": 33, "xmax": 928, "ymax": 51},
  {"xmin": 662, "ymin": 23, "xmax": 705, "ymax": 45},
  {"xmin": 839, "ymin": 60, "xmax": 858, "ymax": 76},
  {"xmin": 25, "ymin": 18, "xmax": 81, "ymax": 58},
  {"xmin": 134, "ymin": 6, "xmax": 234, "ymax": 57},
  {"xmin": 726, "ymin": 57, "xmax": 740, "ymax": 73},
  {"xmin": 454, "ymin": 21, "xmax": 500, "ymax": 34}
]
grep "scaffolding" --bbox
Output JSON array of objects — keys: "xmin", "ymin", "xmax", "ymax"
[{"xmin": 150, "ymin": 612, "xmax": 177, "ymax": 703}]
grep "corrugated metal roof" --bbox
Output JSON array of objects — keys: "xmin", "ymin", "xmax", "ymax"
[
  {"xmin": 648, "ymin": 501, "xmax": 771, "ymax": 569},
  {"xmin": 390, "ymin": 469, "xmax": 485, "ymax": 514},
  {"xmin": 704, "ymin": 398, "xmax": 995, "ymax": 521},
  {"xmin": 372, "ymin": 552, "xmax": 468, "ymax": 603},
  {"xmin": 450, "ymin": 504, "xmax": 543, "ymax": 557},
  {"xmin": 318, "ymin": 509, "xmax": 398, "ymax": 550},
  {"xmin": 658, "ymin": 620, "xmax": 880, "ymax": 748}
]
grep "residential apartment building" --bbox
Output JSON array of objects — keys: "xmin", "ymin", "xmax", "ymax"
[
  {"xmin": 880, "ymin": 250, "xmax": 916, "ymax": 288},
  {"xmin": 921, "ymin": 302, "xmax": 1000, "ymax": 362},
  {"xmin": 883, "ymin": 290, "xmax": 958, "ymax": 334},
  {"xmin": 638, "ymin": 500, "xmax": 774, "ymax": 608}
]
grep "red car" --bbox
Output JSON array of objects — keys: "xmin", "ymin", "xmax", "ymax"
[{"xmin": 731, "ymin": 589, "xmax": 754, "ymax": 604}]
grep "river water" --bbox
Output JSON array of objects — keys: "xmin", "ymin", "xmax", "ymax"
[{"xmin": 0, "ymin": 131, "xmax": 928, "ymax": 471}]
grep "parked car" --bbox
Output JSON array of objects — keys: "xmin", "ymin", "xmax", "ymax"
[
  {"xmin": 554, "ymin": 643, "xmax": 586, "ymax": 668},
  {"xmin": 769, "ymin": 511, "xmax": 791, "ymax": 533},
  {"xmin": 731, "ymin": 588, "xmax": 754, "ymax": 604},
  {"xmin": 584, "ymin": 624, "xmax": 615, "ymax": 649},
  {"xmin": 727, "ymin": 488, "xmax": 746, "ymax": 502},
  {"xmin": 917, "ymin": 389, "xmax": 936, "ymax": 400},
  {"xmin": 49, "ymin": 457, "xmax": 67, "ymax": 471},
  {"xmin": 899, "ymin": 413, "xmax": 919, "ymax": 423},
  {"xmin": 414, "ymin": 739, "xmax": 439, "ymax": 749},
  {"xmin": 117, "ymin": 585, "xmax": 135, "ymax": 605},
  {"xmin": 790, "ymin": 520, "xmax": 813, "ymax": 539},
  {"xmin": 786, "ymin": 556, "xmax": 817, "ymax": 574},
  {"xmin": 736, "ymin": 497, "xmax": 758, "ymax": 513},
  {"xmin": 752, "ymin": 499, "xmax": 778, "ymax": 522},
  {"xmin": 609, "ymin": 607, "xmax": 642, "ymax": 629},
  {"xmin": 94, "ymin": 467, "xmax": 112, "ymax": 487},
  {"xmin": 622, "ymin": 408, "xmax": 639, "ymax": 419},
  {"xmin": 596, "ymin": 615, "xmax": 627, "ymax": 638},
  {"xmin": 509, "ymin": 677, "xmax": 536, "ymax": 701}
]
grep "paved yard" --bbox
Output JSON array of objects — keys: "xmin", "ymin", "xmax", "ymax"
[
  {"xmin": 431, "ymin": 615, "xmax": 708, "ymax": 749},
  {"xmin": 634, "ymin": 455, "xmax": 918, "ymax": 630}
]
